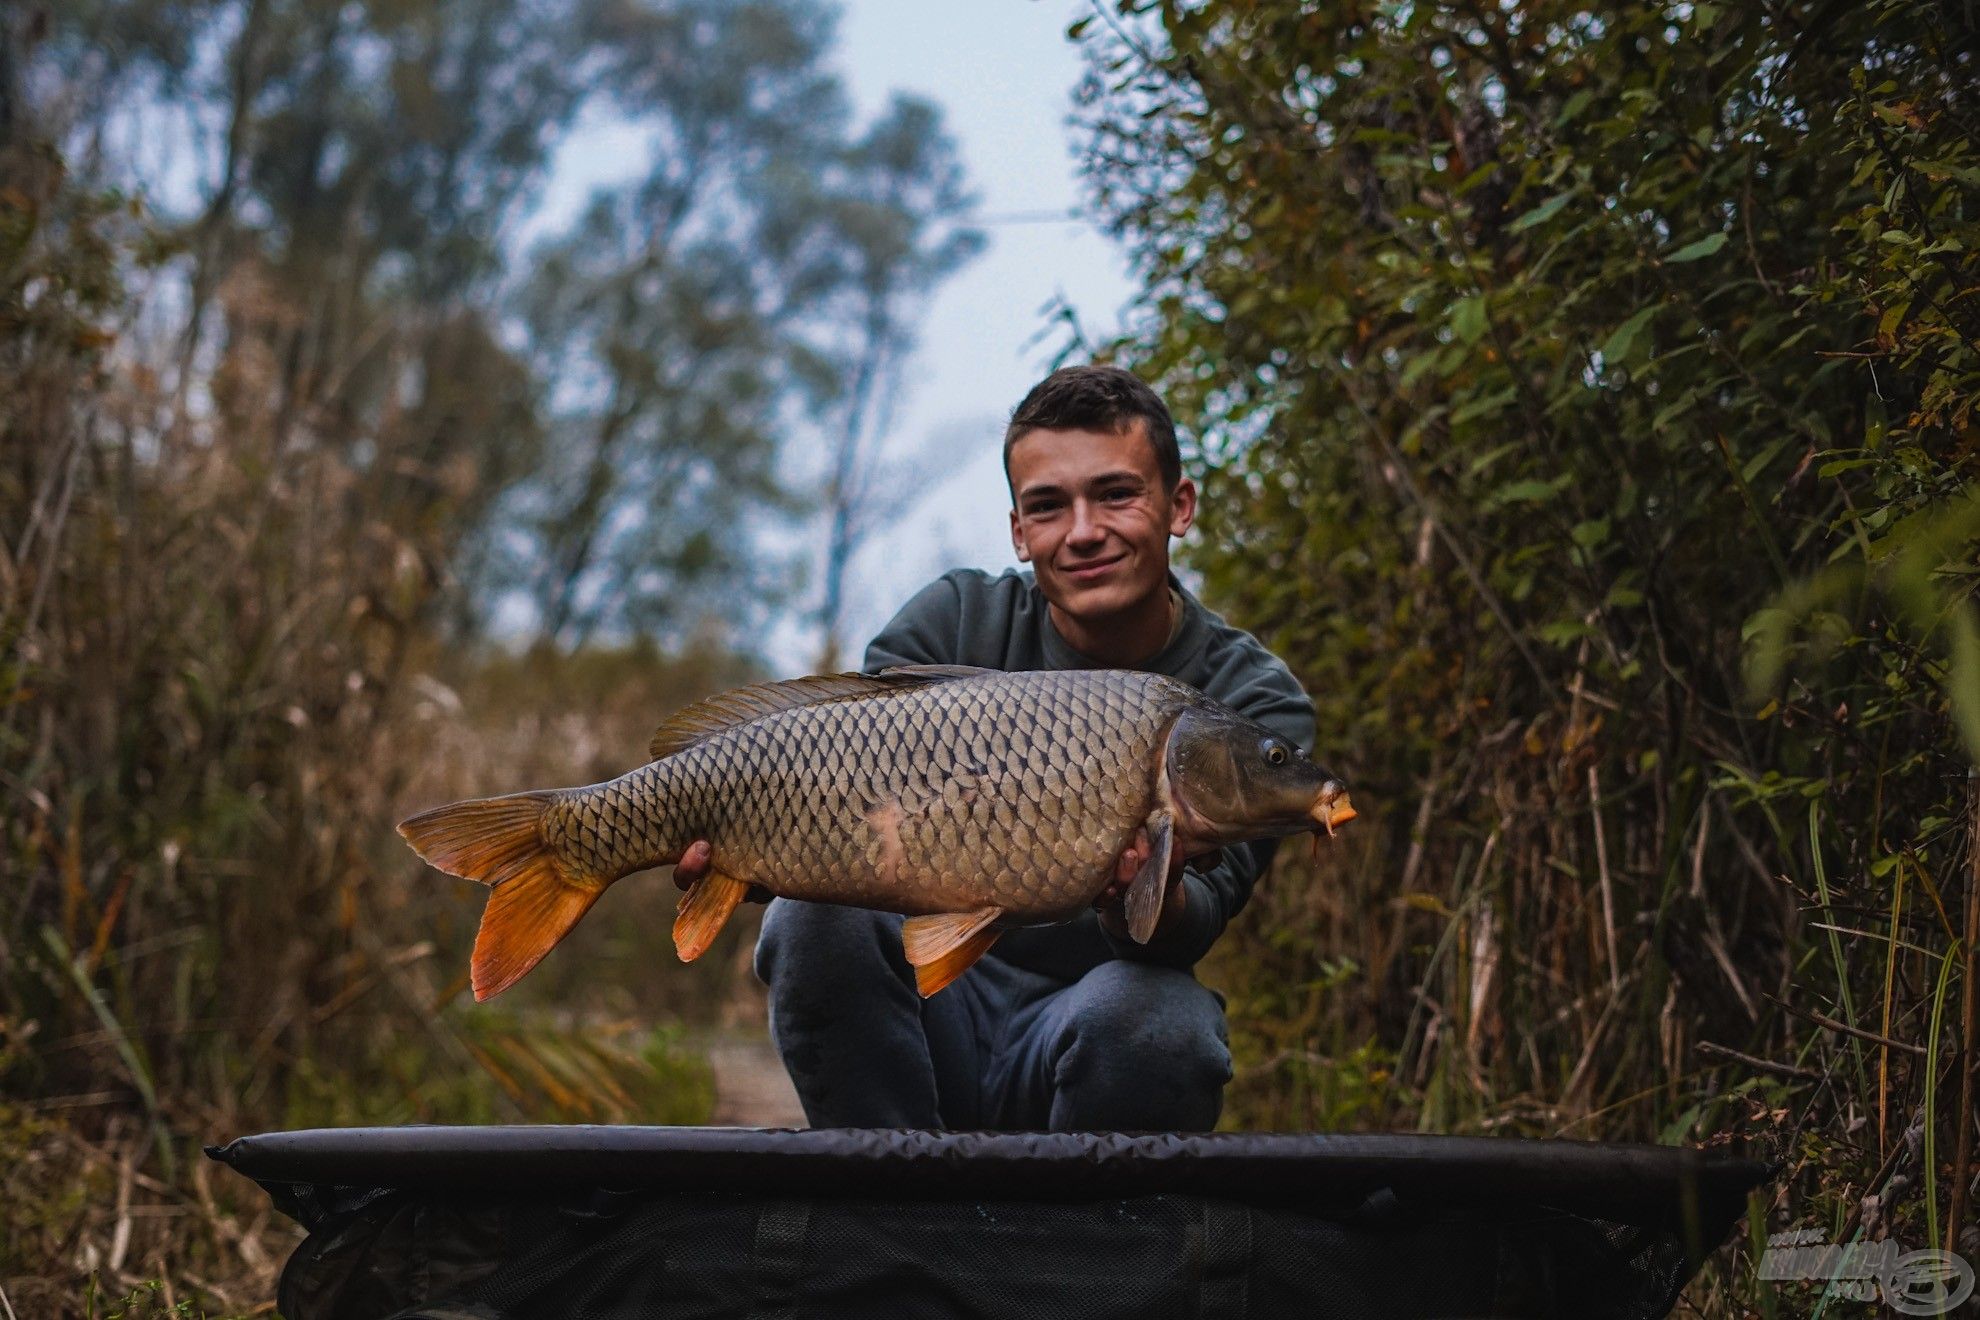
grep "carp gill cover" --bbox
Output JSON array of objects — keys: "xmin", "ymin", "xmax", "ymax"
[{"xmin": 399, "ymin": 665, "xmax": 1356, "ymax": 999}]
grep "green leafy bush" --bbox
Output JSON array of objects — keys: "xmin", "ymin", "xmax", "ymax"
[{"xmin": 1077, "ymin": 0, "xmax": 1980, "ymax": 1300}]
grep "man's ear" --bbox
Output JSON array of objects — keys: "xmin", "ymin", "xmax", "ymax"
[
  {"xmin": 1009, "ymin": 507, "xmax": 1031, "ymax": 562},
  {"xmin": 1167, "ymin": 477, "xmax": 1198, "ymax": 539}
]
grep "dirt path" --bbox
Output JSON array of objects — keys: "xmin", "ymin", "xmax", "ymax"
[{"xmin": 702, "ymin": 1034, "xmax": 805, "ymax": 1128}]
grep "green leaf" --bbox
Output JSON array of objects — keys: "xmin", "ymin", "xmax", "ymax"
[
  {"xmin": 1510, "ymin": 192, "xmax": 1575, "ymax": 232},
  {"xmin": 1741, "ymin": 435, "xmax": 1789, "ymax": 484},
  {"xmin": 1651, "ymin": 392, "xmax": 1699, "ymax": 432},
  {"xmin": 1449, "ymin": 386, "xmax": 1516, "ymax": 425},
  {"xmin": 1878, "ymin": 299, "xmax": 1911, "ymax": 339},
  {"xmin": 1537, "ymin": 619, "xmax": 1595, "ymax": 645},
  {"xmin": 1914, "ymin": 159, "xmax": 1980, "ymax": 186},
  {"xmin": 1606, "ymin": 584, "xmax": 1645, "ymax": 608},
  {"xmin": 1399, "ymin": 347, "xmax": 1448, "ymax": 388},
  {"xmin": 1451, "ymin": 295, "xmax": 1488, "ymax": 344},
  {"xmin": 1599, "ymin": 306, "xmax": 1658, "ymax": 365},
  {"xmin": 1742, "ymin": 606, "xmax": 1793, "ymax": 644},
  {"xmin": 1490, "ymin": 477, "xmax": 1568, "ymax": 506},
  {"xmin": 1465, "ymin": 441, "xmax": 1522, "ymax": 475},
  {"xmin": 1666, "ymin": 233, "xmax": 1729, "ymax": 263}
]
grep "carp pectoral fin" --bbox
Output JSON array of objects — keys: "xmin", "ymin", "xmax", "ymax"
[
  {"xmin": 1124, "ymin": 811, "xmax": 1175, "ymax": 944},
  {"xmin": 901, "ymin": 908, "xmax": 1003, "ymax": 997},
  {"xmin": 673, "ymin": 870, "xmax": 750, "ymax": 963}
]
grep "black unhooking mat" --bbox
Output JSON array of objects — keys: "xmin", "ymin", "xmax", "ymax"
[{"xmin": 207, "ymin": 1126, "xmax": 1771, "ymax": 1320}]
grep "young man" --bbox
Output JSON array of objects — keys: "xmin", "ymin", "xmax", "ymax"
[{"xmin": 752, "ymin": 365, "xmax": 1315, "ymax": 1130}]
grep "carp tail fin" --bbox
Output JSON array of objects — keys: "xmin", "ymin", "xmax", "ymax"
[
  {"xmin": 398, "ymin": 791, "xmax": 603, "ymax": 1000},
  {"xmin": 398, "ymin": 791, "xmax": 563, "ymax": 888},
  {"xmin": 469, "ymin": 859, "xmax": 603, "ymax": 1001}
]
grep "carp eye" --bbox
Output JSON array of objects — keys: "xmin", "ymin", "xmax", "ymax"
[{"xmin": 1265, "ymin": 743, "xmax": 1288, "ymax": 766}]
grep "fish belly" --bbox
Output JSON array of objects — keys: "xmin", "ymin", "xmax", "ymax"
[{"xmin": 669, "ymin": 670, "xmax": 1179, "ymax": 920}]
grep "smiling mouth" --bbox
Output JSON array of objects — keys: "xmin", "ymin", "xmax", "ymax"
[{"xmin": 1062, "ymin": 555, "xmax": 1125, "ymax": 579}]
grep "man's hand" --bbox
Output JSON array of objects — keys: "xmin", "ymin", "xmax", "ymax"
[
  {"xmin": 672, "ymin": 840, "xmax": 714, "ymax": 890},
  {"xmin": 671, "ymin": 840, "xmax": 771, "ymax": 903}
]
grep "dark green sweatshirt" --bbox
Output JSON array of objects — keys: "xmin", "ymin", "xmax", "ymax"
[{"xmin": 862, "ymin": 567, "xmax": 1317, "ymax": 981}]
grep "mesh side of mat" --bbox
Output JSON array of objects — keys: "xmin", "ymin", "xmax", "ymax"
[{"xmin": 275, "ymin": 1189, "xmax": 1702, "ymax": 1320}]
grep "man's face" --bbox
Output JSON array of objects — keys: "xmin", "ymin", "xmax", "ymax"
[{"xmin": 1006, "ymin": 422, "xmax": 1196, "ymax": 622}]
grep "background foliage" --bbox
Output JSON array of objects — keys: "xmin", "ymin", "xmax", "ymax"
[
  {"xmin": 1, "ymin": 0, "xmax": 973, "ymax": 1309},
  {"xmin": 1073, "ymin": 0, "xmax": 1980, "ymax": 1310}
]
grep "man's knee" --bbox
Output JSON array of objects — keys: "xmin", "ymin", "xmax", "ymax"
[
  {"xmin": 1046, "ymin": 961, "xmax": 1231, "ymax": 1130},
  {"xmin": 754, "ymin": 898, "xmax": 904, "ymax": 991},
  {"xmin": 1065, "ymin": 961, "xmax": 1230, "ymax": 1074}
]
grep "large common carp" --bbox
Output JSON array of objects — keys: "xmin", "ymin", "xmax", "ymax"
[{"xmin": 400, "ymin": 665, "xmax": 1355, "ymax": 1000}]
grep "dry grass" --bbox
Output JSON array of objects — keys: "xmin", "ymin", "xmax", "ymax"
[{"xmin": 0, "ymin": 143, "xmax": 738, "ymax": 1313}]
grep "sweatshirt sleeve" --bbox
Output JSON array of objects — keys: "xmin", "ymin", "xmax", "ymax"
[
  {"xmin": 1102, "ymin": 656, "xmax": 1318, "ymax": 969},
  {"xmin": 862, "ymin": 573, "xmax": 964, "ymax": 672}
]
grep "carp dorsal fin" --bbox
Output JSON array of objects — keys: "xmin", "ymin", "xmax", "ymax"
[
  {"xmin": 649, "ymin": 672, "xmax": 939, "ymax": 761},
  {"xmin": 877, "ymin": 664, "xmax": 998, "ymax": 681}
]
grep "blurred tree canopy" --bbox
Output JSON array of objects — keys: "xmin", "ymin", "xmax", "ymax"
[
  {"xmin": 1076, "ymin": 0, "xmax": 1980, "ymax": 1279},
  {"xmin": 26, "ymin": 0, "xmax": 980, "ymax": 650}
]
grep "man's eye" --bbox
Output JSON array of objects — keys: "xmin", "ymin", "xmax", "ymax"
[{"xmin": 1104, "ymin": 488, "xmax": 1133, "ymax": 502}]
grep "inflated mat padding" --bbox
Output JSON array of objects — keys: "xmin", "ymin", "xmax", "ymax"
[{"xmin": 208, "ymin": 1126, "xmax": 1773, "ymax": 1320}]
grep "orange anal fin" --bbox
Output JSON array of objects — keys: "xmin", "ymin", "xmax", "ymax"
[
  {"xmin": 673, "ymin": 870, "xmax": 750, "ymax": 963},
  {"xmin": 471, "ymin": 859, "xmax": 603, "ymax": 1001},
  {"xmin": 901, "ymin": 908, "xmax": 1003, "ymax": 997}
]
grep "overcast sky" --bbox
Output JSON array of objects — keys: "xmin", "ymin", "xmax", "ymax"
[
  {"xmin": 792, "ymin": 0, "xmax": 1140, "ymax": 670},
  {"xmin": 534, "ymin": 0, "xmax": 1141, "ymax": 672},
  {"xmin": 137, "ymin": 2, "xmax": 1135, "ymax": 671}
]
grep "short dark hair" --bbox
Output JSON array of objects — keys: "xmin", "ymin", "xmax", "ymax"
[{"xmin": 1003, "ymin": 365, "xmax": 1182, "ymax": 492}]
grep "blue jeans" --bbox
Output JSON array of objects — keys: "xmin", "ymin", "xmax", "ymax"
[{"xmin": 752, "ymin": 899, "xmax": 1233, "ymax": 1130}]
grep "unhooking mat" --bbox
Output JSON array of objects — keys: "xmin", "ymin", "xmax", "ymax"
[{"xmin": 207, "ymin": 1125, "xmax": 1772, "ymax": 1320}]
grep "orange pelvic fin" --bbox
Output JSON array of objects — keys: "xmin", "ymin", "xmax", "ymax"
[
  {"xmin": 673, "ymin": 870, "xmax": 750, "ymax": 962},
  {"xmin": 901, "ymin": 908, "xmax": 1002, "ymax": 997},
  {"xmin": 397, "ymin": 791, "xmax": 603, "ymax": 1001}
]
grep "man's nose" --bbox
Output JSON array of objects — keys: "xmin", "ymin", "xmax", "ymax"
[{"xmin": 1067, "ymin": 500, "xmax": 1105, "ymax": 547}]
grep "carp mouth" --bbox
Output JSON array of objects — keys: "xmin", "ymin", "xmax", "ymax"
[{"xmin": 1307, "ymin": 782, "xmax": 1358, "ymax": 858}]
